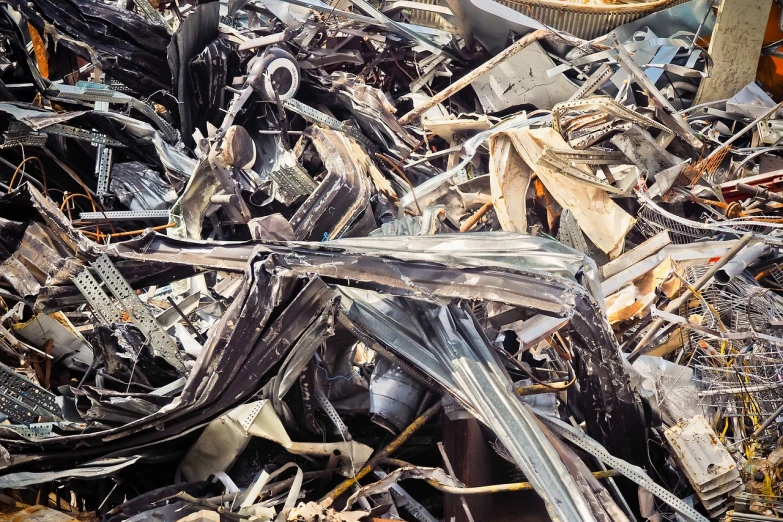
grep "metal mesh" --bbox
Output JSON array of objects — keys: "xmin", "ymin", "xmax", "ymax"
[
  {"xmin": 676, "ymin": 265, "xmax": 783, "ymax": 447},
  {"xmin": 635, "ymin": 204, "xmax": 712, "ymax": 244}
]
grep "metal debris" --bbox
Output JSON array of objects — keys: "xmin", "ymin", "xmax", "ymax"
[{"xmin": 2, "ymin": 0, "xmax": 783, "ymax": 520}]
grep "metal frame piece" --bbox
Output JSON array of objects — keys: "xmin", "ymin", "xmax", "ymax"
[
  {"xmin": 90, "ymin": 254, "xmax": 185, "ymax": 372},
  {"xmin": 610, "ymin": 35, "xmax": 703, "ymax": 150}
]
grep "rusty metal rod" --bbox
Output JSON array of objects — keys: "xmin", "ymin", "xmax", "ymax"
[
  {"xmin": 398, "ymin": 30, "xmax": 549, "ymax": 125},
  {"xmin": 460, "ymin": 202, "xmax": 493, "ymax": 232},
  {"xmin": 319, "ymin": 401, "xmax": 442, "ymax": 506}
]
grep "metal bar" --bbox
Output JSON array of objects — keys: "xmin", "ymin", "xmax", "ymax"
[
  {"xmin": 79, "ymin": 210, "xmax": 170, "ymax": 221},
  {"xmin": 628, "ymin": 232, "xmax": 754, "ymax": 361},
  {"xmin": 437, "ymin": 441, "xmax": 475, "ymax": 522},
  {"xmin": 72, "ymin": 269, "xmax": 123, "ymax": 325},
  {"xmin": 751, "ymin": 403, "xmax": 783, "ymax": 438},
  {"xmin": 166, "ymin": 296, "xmax": 206, "ymax": 343}
]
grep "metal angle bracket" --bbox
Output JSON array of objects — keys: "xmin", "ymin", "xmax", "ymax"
[
  {"xmin": 1, "ymin": 122, "xmax": 48, "ymax": 148},
  {"xmin": 90, "ymin": 255, "xmax": 186, "ymax": 373},
  {"xmin": 538, "ymin": 148, "xmax": 624, "ymax": 194},
  {"xmin": 45, "ymin": 124, "xmax": 126, "ymax": 147}
]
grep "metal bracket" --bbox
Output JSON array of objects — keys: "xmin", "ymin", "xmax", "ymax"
[
  {"xmin": 758, "ymin": 119, "xmax": 783, "ymax": 145},
  {"xmin": 89, "ymin": 255, "xmax": 185, "ymax": 373},
  {"xmin": 46, "ymin": 123, "xmax": 126, "ymax": 147},
  {"xmin": 283, "ymin": 99, "xmax": 373, "ymax": 149},
  {"xmin": 283, "ymin": 98, "xmax": 345, "ymax": 131},
  {"xmin": 1, "ymin": 122, "xmax": 48, "ymax": 148},
  {"xmin": 271, "ymin": 150, "xmax": 318, "ymax": 205},
  {"xmin": 557, "ymin": 209, "xmax": 589, "ymax": 254},
  {"xmin": 94, "ymin": 143, "xmax": 113, "ymax": 197},
  {"xmin": 537, "ymin": 147, "xmax": 624, "ymax": 194}
]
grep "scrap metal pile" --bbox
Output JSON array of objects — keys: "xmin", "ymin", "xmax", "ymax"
[{"xmin": 4, "ymin": 0, "xmax": 783, "ymax": 520}]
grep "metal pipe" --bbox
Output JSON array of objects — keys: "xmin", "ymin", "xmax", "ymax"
[
  {"xmin": 398, "ymin": 30, "xmax": 549, "ymax": 125},
  {"xmin": 737, "ymin": 182, "xmax": 783, "ymax": 204},
  {"xmin": 752, "ymin": 402, "xmax": 783, "ymax": 438},
  {"xmin": 319, "ymin": 401, "xmax": 442, "ymax": 506},
  {"xmin": 628, "ymin": 232, "xmax": 754, "ymax": 362},
  {"xmin": 238, "ymin": 30, "xmax": 289, "ymax": 51},
  {"xmin": 715, "ymin": 243, "xmax": 770, "ymax": 285},
  {"xmin": 210, "ymin": 194, "xmax": 239, "ymax": 205}
]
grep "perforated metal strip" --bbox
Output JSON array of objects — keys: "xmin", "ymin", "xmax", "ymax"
[
  {"xmin": 46, "ymin": 124, "xmax": 126, "ymax": 147},
  {"xmin": 568, "ymin": 63, "xmax": 614, "ymax": 102},
  {"xmin": 0, "ymin": 363, "xmax": 62, "ymax": 423},
  {"xmin": 283, "ymin": 99, "xmax": 345, "ymax": 131},
  {"xmin": 72, "ymin": 268, "xmax": 122, "ymax": 324},
  {"xmin": 78, "ymin": 210, "xmax": 170, "ymax": 222},
  {"xmin": 94, "ymin": 144, "xmax": 113, "ymax": 196},
  {"xmin": 534, "ymin": 410, "xmax": 709, "ymax": 522},
  {"xmin": 314, "ymin": 387, "xmax": 351, "ymax": 440},
  {"xmin": 91, "ymin": 255, "xmax": 185, "ymax": 372},
  {"xmin": 134, "ymin": 0, "xmax": 173, "ymax": 33}
]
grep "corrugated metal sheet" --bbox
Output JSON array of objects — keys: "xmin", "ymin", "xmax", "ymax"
[{"xmin": 409, "ymin": 0, "xmax": 690, "ymax": 40}]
